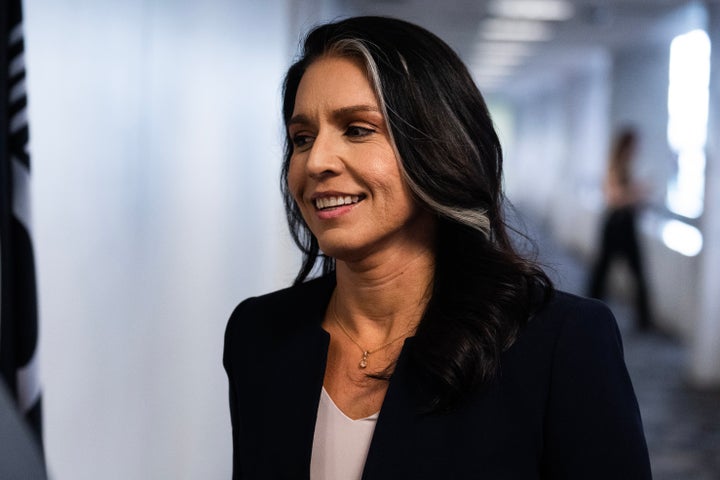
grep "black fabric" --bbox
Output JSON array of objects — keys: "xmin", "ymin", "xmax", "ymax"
[
  {"xmin": 223, "ymin": 275, "xmax": 651, "ymax": 479},
  {"xmin": 0, "ymin": 0, "xmax": 43, "ymax": 448}
]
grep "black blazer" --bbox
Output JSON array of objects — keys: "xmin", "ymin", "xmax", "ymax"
[{"xmin": 223, "ymin": 275, "xmax": 651, "ymax": 479}]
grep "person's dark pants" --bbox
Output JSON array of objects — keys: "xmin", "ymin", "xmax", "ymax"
[{"xmin": 588, "ymin": 207, "xmax": 652, "ymax": 329}]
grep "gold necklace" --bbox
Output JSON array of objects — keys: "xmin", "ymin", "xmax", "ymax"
[{"xmin": 331, "ymin": 295, "xmax": 417, "ymax": 369}]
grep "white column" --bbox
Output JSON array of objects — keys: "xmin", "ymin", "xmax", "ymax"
[{"xmin": 690, "ymin": 2, "xmax": 720, "ymax": 386}]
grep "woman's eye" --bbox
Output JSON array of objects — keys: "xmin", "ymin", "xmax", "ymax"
[
  {"xmin": 292, "ymin": 134, "xmax": 313, "ymax": 148},
  {"xmin": 345, "ymin": 125, "xmax": 374, "ymax": 138}
]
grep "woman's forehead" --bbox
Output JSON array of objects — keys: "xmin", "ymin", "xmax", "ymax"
[{"xmin": 293, "ymin": 56, "xmax": 379, "ymax": 114}]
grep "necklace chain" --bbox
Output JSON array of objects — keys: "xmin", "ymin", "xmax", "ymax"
[{"xmin": 331, "ymin": 295, "xmax": 416, "ymax": 369}]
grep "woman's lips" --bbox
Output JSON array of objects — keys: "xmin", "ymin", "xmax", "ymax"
[{"xmin": 311, "ymin": 193, "xmax": 365, "ymax": 219}]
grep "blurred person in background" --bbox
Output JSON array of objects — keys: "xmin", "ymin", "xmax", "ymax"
[
  {"xmin": 223, "ymin": 17, "xmax": 651, "ymax": 479},
  {"xmin": 587, "ymin": 127, "xmax": 654, "ymax": 331}
]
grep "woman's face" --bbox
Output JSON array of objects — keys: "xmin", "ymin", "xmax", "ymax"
[{"xmin": 287, "ymin": 55, "xmax": 433, "ymax": 263}]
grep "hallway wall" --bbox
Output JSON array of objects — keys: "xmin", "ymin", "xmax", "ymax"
[
  {"xmin": 504, "ymin": 63, "xmax": 610, "ymax": 257},
  {"xmin": 26, "ymin": 1, "xmax": 295, "ymax": 478}
]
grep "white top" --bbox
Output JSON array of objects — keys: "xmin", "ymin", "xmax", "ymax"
[{"xmin": 310, "ymin": 387, "xmax": 379, "ymax": 480}]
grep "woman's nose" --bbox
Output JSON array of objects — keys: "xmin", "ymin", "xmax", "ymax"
[{"xmin": 305, "ymin": 132, "xmax": 342, "ymax": 178}]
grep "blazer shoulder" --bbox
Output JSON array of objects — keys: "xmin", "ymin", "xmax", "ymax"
[
  {"xmin": 233, "ymin": 272, "xmax": 333, "ymax": 314},
  {"xmin": 532, "ymin": 290, "xmax": 619, "ymax": 339},
  {"xmin": 506, "ymin": 290, "xmax": 622, "ymax": 384},
  {"xmin": 223, "ymin": 275, "xmax": 335, "ymax": 360},
  {"xmin": 540, "ymin": 289, "xmax": 614, "ymax": 320},
  {"xmin": 513, "ymin": 290, "xmax": 623, "ymax": 369}
]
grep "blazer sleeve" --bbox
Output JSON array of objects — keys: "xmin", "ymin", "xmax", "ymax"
[
  {"xmin": 224, "ymin": 299, "xmax": 253, "ymax": 480},
  {"xmin": 541, "ymin": 300, "xmax": 652, "ymax": 479}
]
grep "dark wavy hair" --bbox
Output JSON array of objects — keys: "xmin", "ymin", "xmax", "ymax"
[{"xmin": 281, "ymin": 16, "xmax": 553, "ymax": 410}]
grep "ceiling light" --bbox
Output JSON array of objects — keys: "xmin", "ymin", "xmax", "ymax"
[
  {"xmin": 480, "ymin": 18, "xmax": 553, "ymax": 42},
  {"xmin": 474, "ymin": 41, "xmax": 536, "ymax": 58},
  {"xmin": 472, "ymin": 63, "xmax": 516, "ymax": 76},
  {"xmin": 474, "ymin": 55, "xmax": 525, "ymax": 68},
  {"xmin": 487, "ymin": 0, "xmax": 575, "ymax": 21}
]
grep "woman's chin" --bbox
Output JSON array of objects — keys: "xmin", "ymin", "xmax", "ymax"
[{"xmin": 317, "ymin": 243, "xmax": 361, "ymax": 263}]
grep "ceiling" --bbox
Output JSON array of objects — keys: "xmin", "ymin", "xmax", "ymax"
[{"xmin": 334, "ymin": 0, "xmax": 712, "ymax": 97}]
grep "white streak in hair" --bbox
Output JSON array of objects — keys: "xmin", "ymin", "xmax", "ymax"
[
  {"xmin": 398, "ymin": 53, "xmax": 410, "ymax": 75},
  {"xmin": 439, "ymin": 96, "xmax": 481, "ymax": 161}
]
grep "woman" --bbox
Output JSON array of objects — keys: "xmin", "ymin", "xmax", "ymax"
[
  {"xmin": 587, "ymin": 127, "xmax": 653, "ymax": 330},
  {"xmin": 224, "ymin": 17, "xmax": 651, "ymax": 479}
]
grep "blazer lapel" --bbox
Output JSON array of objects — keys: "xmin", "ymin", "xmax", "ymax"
[
  {"xmin": 361, "ymin": 338, "xmax": 428, "ymax": 478},
  {"xmin": 257, "ymin": 279, "xmax": 333, "ymax": 478}
]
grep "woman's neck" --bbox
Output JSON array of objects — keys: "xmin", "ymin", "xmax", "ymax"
[{"xmin": 332, "ymin": 246, "xmax": 435, "ymax": 343}]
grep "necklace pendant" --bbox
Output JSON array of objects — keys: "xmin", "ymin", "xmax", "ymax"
[{"xmin": 359, "ymin": 351, "xmax": 369, "ymax": 369}]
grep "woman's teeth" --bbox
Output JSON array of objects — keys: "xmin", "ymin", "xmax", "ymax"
[{"xmin": 315, "ymin": 195, "xmax": 360, "ymax": 210}]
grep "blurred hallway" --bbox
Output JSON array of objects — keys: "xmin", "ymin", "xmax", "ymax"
[
  {"xmin": 16, "ymin": 0, "xmax": 719, "ymax": 477},
  {"xmin": 522, "ymin": 210, "xmax": 720, "ymax": 480}
]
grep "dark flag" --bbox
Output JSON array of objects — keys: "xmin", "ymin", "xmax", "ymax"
[{"xmin": 0, "ymin": 0, "xmax": 43, "ymax": 448}]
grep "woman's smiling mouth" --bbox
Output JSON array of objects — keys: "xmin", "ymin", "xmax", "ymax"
[{"xmin": 314, "ymin": 195, "xmax": 364, "ymax": 211}]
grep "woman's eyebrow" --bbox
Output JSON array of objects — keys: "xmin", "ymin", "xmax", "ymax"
[
  {"xmin": 287, "ymin": 113, "xmax": 311, "ymax": 128},
  {"xmin": 331, "ymin": 105, "xmax": 381, "ymax": 120},
  {"xmin": 288, "ymin": 104, "xmax": 381, "ymax": 128}
]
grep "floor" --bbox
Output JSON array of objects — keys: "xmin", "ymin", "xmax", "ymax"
[{"xmin": 528, "ymin": 214, "xmax": 720, "ymax": 479}]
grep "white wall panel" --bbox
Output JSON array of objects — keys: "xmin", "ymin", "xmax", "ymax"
[{"xmin": 24, "ymin": 1, "xmax": 295, "ymax": 478}]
